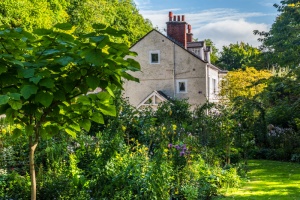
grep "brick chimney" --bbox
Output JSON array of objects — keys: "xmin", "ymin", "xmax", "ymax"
[
  {"xmin": 186, "ymin": 24, "xmax": 193, "ymax": 43},
  {"xmin": 166, "ymin": 12, "xmax": 187, "ymax": 48}
]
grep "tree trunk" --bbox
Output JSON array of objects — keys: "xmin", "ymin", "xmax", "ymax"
[{"xmin": 29, "ymin": 137, "xmax": 38, "ymax": 200}]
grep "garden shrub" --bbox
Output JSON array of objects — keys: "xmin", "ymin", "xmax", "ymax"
[{"xmin": 0, "ymin": 98, "xmax": 243, "ymax": 199}]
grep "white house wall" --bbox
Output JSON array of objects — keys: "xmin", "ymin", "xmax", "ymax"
[{"xmin": 123, "ymin": 30, "xmax": 209, "ymax": 109}]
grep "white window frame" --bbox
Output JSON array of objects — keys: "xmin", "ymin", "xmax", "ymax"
[
  {"xmin": 149, "ymin": 50, "xmax": 160, "ymax": 64},
  {"xmin": 212, "ymin": 78, "xmax": 217, "ymax": 94},
  {"xmin": 176, "ymin": 79, "xmax": 188, "ymax": 93}
]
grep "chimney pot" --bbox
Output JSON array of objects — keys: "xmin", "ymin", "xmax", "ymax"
[
  {"xmin": 169, "ymin": 11, "xmax": 173, "ymax": 21},
  {"xmin": 188, "ymin": 24, "xmax": 191, "ymax": 33},
  {"xmin": 177, "ymin": 15, "xmax": 180, "ymax": 21},
  {"xmin": 182, "ymin": 15, "xmax": 185, "ymax": 21}
]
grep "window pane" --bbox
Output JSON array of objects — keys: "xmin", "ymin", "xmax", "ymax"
[
  {"xmin": 151, "ymin": 53, "xmax": 158, "ymax": 63},
  {"xmin": 179, "ymin": 82, "xmax": 185, "ymax": 92}
]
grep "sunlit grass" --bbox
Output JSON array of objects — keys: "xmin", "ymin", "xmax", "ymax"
[{"xmin": 214, "ymin": 160, "xmax": 300, "ymax": 200}]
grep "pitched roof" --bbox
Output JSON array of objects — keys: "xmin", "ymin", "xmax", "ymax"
[
  {"xmin": 130, "ymin": 29, "xmax": 224, "ymax": 72},
  {"xmin": 137, "ymin": 90, "xmax": 170, "ymax": 109},
  {"xmin": 130, "ymin": 29, "xmax": 208, "ymax": 63}
]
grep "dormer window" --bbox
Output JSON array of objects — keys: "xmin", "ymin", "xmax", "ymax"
[{"xmin": 149, "ymin": 50, "xmax": 160, "ymax": 64}]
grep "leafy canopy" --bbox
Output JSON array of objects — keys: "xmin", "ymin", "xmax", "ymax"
[
  {"xmin": 254, "ymin": 0, "xmax": 300, "ymax": 68},
  {"xmin": 0, "ymin": 0, "xmax": 153, "ymax": 46},
  {"xmin": 220, "ymin": 67, "xmax": 272, "ymax": 101},
  {"xmin": 217, "ymin": 42, "xmax": 261, "ymax": 71},
  {"xmin": 0, "ymin": 23, "xmax": 140, "ymax": 138}
]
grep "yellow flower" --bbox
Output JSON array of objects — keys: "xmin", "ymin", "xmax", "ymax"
[{"xmin": 172, "ymin": 124, "xmax": 177, "ymax": 131}]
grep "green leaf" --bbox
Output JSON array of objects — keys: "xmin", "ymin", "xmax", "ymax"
[
  {"xmin": 30, "ymin": 76, "xmax": 42, "ymax": 84},
  {"xmin": 5, "ymin": 108, "xmax": 17, "ymax": 124},
  {"xmin": 105, "ymin": 86, "xmax": 115, "ymax": 98},
  {"xmin": 42, "ymin": 49, "xmax": 60, "ymax": 56},
  {"xmin": 126, "ymin": 58, "xmax": 141, "ymax": 71},
  {"xmin": 98, "ymin": 104, "xmax": 116, "ymax": 116},
  {"xmin": 8, "ymin": 93, "xmax": 21, "ymax": 100},
  {"xmin": 19, "ymin": 68, "xmax": 35, "ymax": 78},
  {"xmin": 96, "ymin": 91, "xmax": 111, "ymax": 102},
  {"xmin": 90, "ymin": 35, "xmax": 106, "ymax": 43},
  {"xmin": 86, "ymin": 76, "xmax": 100, "ymax": 90},
  {"xmin": 39, "ymin": 78, "xmax": 55, "ymax": 89},
  {"xmin": 33, "ymin": 28, "xmax": 53, "ymax": 35},
  {"xmin": 25, "ymin": 125, "xmax": 34, "ymax": 136},
  {"xmin": 91, "ymin": 112, "xmax": 104, "ymax": 124},
  {"xmin": 21, "ymin": 85, "xmax": 38, "ymax": 99},
  {"xmin": 77, "ymin": 95, "xmax": 90, "ymax": 105},
  {"xmin": 80, "ymin": 69, "xmax": 87, "ymax": 76},
  {"xmin": 0, "ymin": 95, "xmax": 9, "ymax": 105},
  {"xmin": 10, "ymin": 60, "xmax": 24, "ymax": 67},
  {"xmin": 12, "ymin": 128, "xmax": 23, "ymax": 139},
  {"xmin": 8, "ymin": 100, "xmax": 22, "ymax": 110},
  {"xmin": 70, "ymin": 123, "xmax": 81, "ymax": 132},
  {"xmin": 55, "ymin": 56, "xmax": 73, "ymax": 66},
  {"xmin": 92, "ymin": 24, "xmax": 106, "ymax": 29},
  {"xmin": 35, "ymin": 92, "xmax": 53, "ymax": 107},
  {"xmin": 85, "ymin": 49, "xmax": 103, "ymax": 66},
  {"xmin": 54, "ymin": 23, "xmax": 73, "ymax": 30},
  {"xmin": 79, "ymin": 119, "xmax": 91, "ymax": 131},
  {"xmin": 90, "ymin": 35, "xmax": 109, "ymax": 48},
  {"xmin": 121, "ymin": 72, "xmax": 139, "ymax": 82},
  {"xmin": 65, "ymin": 128, "xmax": 76, "ymax": 138},
  {"xmin": 49, "ymin": 126, "xmax": 59, "ymax": 135}
]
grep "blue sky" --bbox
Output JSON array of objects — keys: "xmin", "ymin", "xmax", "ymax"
[{"xmin": 133, "ymin": 0, "xmax": 281, "ymax": 50}]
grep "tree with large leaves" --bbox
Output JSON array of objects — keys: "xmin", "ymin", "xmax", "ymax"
[{"xmin": 0, "ymin": 23, "xmax": 140, "ymax": 200}]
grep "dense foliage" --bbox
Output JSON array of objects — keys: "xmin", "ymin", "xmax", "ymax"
[
  {"xmin": 0, "ymin": 0, "xmax": 153, "ymax": 46},
  {"xmin": 220, "ymin": 67, "xmax": 272, "ymax": 101},
  {"xmin": 254, "ymin": 0, "xmax": 300, "ymax": 68},
  {"xmin": 0, "ymin": 99, "xmax": 242, "ymax": 199},
  {"xmin": 0, "ymin": 23, "xmax": 140, "ymax": 199},
  {"xmin": 216, "ymin": 42, "xmax": 261, "ymax": 70}
]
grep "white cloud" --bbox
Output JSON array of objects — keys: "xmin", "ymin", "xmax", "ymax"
[
  {"xmin": 259, "ymin": 0, "xmax": 281, "ymax": 7},
  {"xmin": 196, "ymin": 19, "xmax": 269, "ymax": 50},
  {"xmin": 139, "ymin": 8, "xmax": 272, "ymax": 49},
  {"xmin": 133, "ymin": 0, "xmax": 151, "ymax": 9}
]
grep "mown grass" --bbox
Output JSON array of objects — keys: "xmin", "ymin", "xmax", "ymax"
[{"xmin": 215, "ymin": 160, "xmax": 300, "ymax": 200}]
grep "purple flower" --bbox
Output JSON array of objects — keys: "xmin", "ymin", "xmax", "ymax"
[
  {"xmin": 168, "ymin": 143, "xmax": 173, "ymax": 148},
  {"xmin": 180, "ymin": 151, "xmax": 185, "ymax": 156},
  {"xmin": 175, "ymin": 145, "xmax": 180, "ymax": 150}
]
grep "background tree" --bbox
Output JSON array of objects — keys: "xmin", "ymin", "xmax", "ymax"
[
  {"xmin": 204, "ymin": 39, "xmax": 219, "ymax": 64},
  {"xmin": 0, "ymin": 24, "xmax": 140, "ymax": 200},
  {"xmin": 220, "ymin": 67, "xmax": 272, "ymax": 101},
  {"xmin": 260, "ymin": 68, "xmax": 300, "ymax": 129},
  {"xmin": 217, "ymin": 42, "xmax": 261, "ymax": 70},
  {"xmin": 0, "ymin": 0, "xmax": 153, "ymax": 46},
  {"xmin": 254, "ymin": 1, "xmax": 300, "ymax": 68},
  {"xmin": 0, "ymin": 0, "xmax": 68, "ymax": 31}
]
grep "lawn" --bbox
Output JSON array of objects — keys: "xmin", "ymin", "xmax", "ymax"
[{"xmin": 215, "ymin": 160, "xmax": 300, "ymax": 200}]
